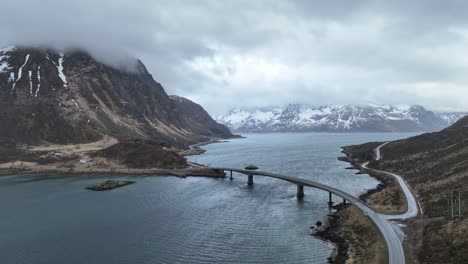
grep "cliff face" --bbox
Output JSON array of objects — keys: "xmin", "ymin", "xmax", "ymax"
[
  {"xmin": 169, "ymin": 95, "xmax": 233, "ymax": 138},
  {"xmin": 0, "ymin": 47, "xmax": 233, "ymax": 145}
]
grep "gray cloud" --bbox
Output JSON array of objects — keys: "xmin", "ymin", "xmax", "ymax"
[{"xmin": 2, "ymin": 0, "xmax": 468, "ymax": 115}]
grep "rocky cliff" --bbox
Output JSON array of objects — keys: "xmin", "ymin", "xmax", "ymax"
[{"xmin": 0, "ymin": 46, "xmax": 233, "ymax": 146}]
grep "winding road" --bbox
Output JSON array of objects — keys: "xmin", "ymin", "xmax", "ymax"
[
  {"xmin": 213, "ymin": 142, "xmax": 420, "ymax": 264},
  {"xmin": 364, "ymin": 142, "xmax": 419, "ymax": 220}
]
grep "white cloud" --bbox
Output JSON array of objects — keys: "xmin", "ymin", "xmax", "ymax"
[{"xmin": 2, "ymin": 0, "xmax": 468, "ymax": 114}]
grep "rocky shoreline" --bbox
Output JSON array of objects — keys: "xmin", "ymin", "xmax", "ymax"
[
  {"xmin": 0, "ymin": 136, "xmax": 388, "ymax": 263},
  {"xmin": 312, "ymin": 204, "xmax": 349, "ymax": 264},
  {"xmin": 0, "ymin": 137, "xmax": 232, "ymax": 178},
  {"xmin": 313, "ymin": 146, "xmax": 391, "ymax": 264},
  {"xmin": 338, "ymin": 148, "xmax": 390, "ymax": 204},
  {"xmin": 184, "ymin": 138, "xmax": 389, "ymax": 264}
]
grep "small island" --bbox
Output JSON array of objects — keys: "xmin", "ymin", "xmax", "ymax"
[{"xmin": 86, "ymin": 180, "xmax": 135, "ymax": 191}]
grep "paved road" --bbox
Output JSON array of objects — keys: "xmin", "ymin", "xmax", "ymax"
[
  {"xmin": 363, "ymin": 142, "xmax": 419, "ymax": 220},
  {"xmin": 214, "ymin": 167, "xmax": 406, "ymax": 264}
]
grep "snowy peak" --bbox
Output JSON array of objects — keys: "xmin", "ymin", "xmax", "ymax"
[{"xmin": 217, "ymin": 104, "xmax": 467, "ymax": 132}]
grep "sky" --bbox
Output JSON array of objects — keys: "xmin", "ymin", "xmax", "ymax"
[{"xmin": 2, "ymin": 0, "xmax": 468, "ymax": 115}]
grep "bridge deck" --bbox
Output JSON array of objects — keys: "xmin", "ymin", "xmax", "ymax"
[{"xmin": 212, "ymin": 167, "xmax": 405, "ymax": 264}]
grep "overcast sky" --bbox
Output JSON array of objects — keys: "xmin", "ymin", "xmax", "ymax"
[{"xmin": 2, "ymin": 0, "xmax": 468, "ymax": 115}]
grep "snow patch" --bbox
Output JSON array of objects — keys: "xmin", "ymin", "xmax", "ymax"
[
  {"xmin": 439, "ymin": 112, "xmax": 467, "ymax": 125},
  {"xmin": 222, "ymin": 108, "xmax": 251, "ymax": 124},
  {"xmin": 0, "ymin": 46, "xmax": 15, "ymax": 54},
  {"xmin": 35, "ymin": 66, "xmax": 41, "ymax": 97},
  {"xmin": 28, "ymin": 70, "xmax": 33, "ymax": 96},
  {"xmin": 0, "ymin": 60, "xmax": 9, "ymax": 72},
  {"xmin": 57, "ymin": 53, "xmax": 68, "ymax": 87},
  {"xmin": 0, "ymin": 47, "xmax": 15, "ymax": 73},
  {"xmin": 11, "ymin": 54, "xmax": 30, "ymax": 94}
]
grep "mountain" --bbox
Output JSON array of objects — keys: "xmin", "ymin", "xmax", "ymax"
[
  {"xmin": 217, "ymin": 104, "xmax": 467, "ymax": 132},
  {"xmin": 0, "ymin": 46, "xmax": 233, "ymax": 146}
]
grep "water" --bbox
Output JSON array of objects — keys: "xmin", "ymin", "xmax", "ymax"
[{"xmin": 0, "ymin": 133, "xmax": 417, "ymax": 264}]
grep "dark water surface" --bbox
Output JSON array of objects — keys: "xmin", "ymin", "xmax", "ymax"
[{"xmin": 0, "ymin": 133, "xmax": 417, "ymax": 264}]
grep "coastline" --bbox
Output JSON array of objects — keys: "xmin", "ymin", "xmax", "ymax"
[
  {"xmin": 187, "ymin": 136, "xmax": 390, "ymax": 264},
  {"xmin": 0, "ymin": 135, "xmax": 391, "ymax": 263},
  {"xmin": 340, "ymin": 146, "xmax": 407, "ymax": 214},
  {"xmin": 0, "ymin": 137, "xmax": 239, "ymax": 178},
  {"xmin": 184, "ymin": 136, "xmax": 389, "ymax": 264},
  {"xmin": 313, "ymin": 204, "xmax": 349, "ymax": 264},
  {"xmin": 314, "ymin": 146, "xmax": 398, "ymax": 263},
  {"xmin": 181, "ymin": 135, "xmax": 244, "ymax": 157},
  {"xmin": 0, "ymin": 165, "xmax": 226, "ymax": 178}
]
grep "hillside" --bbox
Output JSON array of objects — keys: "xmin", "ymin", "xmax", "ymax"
[
  {"xmin": 0, "ymin": 46, "xmax": 233, "ymax": 147},
  {"xmin": 217, "ymin": 104, "xmax": 466, "ymax": 133},
  {"xmin": 344, "ymin": 116, "xmax": 468, "ymax": 263}
]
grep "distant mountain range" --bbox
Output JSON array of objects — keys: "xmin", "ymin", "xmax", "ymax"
[{"xmin": 216, "ymin": 104, "xmax": 467, "ymax": 133}]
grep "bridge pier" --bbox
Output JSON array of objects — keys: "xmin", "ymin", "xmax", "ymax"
[
  {"xmin": 229, "ymin": 171, "xmax": 233, "ymax": 180},
  {"xmin": 328, "ymin": 192, "xmax": 333, "ymax": 208},
  {"xmin": 247, "ymin": 174, "xmax": 254, "ymax": 186},
  {"xmin": 343, "ymin": 198, "xmax": 347, "ymax": 205},
  {"xmin": 297, "ymin": 185, "xmax": 304, "ymax": 199}
]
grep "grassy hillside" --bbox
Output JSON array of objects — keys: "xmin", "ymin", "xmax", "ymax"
[{"xmin": 345, "ymin": 116, "xmax": 468, "ymax": 263}]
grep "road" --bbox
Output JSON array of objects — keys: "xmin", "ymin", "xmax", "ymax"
[
  {"xmin": 214, "ymin": 166, "xmax": 407, "ymax": 264},
  {"xmin": 363, "ymin": 142, "xmax": 419, "ymax": 220},
  {"xmin": 213, "ymin": 142, "xmax": 420, "ymax": 264}
]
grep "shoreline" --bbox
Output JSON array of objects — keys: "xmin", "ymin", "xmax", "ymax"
[
  {"xmin": 185, "ymin": 136, "xmax": 390, "ymax": 264},
  {"xmin": 181, "ymin": 135, "xmax": 244, "ymax": 157},
  {"xmin": 0, "ymin": 166, "xmax": 227, "ymax": 178},
  {"xmin": 339, "ymin": 147, "xmax": 407, "ymax": 214},
  {"xmin": 0, "ymin": 135, "xmax": 390, "ymax": 263},
  {"xmin": 338, "ymin": 148, "xmax": 389, "ymax": 204},
  {"xmin": 315, "ymin": 147, "xmax": 396, "ymax": 263},
  {"xmin": 313, "ymin": 204, "xmax": 349, "ymax": 264},
  {"xmin": 0, "ymin": 137, "xmax": 241, "ymax": 178}
]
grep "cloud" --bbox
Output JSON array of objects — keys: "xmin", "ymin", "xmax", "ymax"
[{"xmin": 2, "ymin": 0, "xmax": 468, "ymax": 114}]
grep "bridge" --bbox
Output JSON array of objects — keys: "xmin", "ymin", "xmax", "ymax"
[{"xmin": 211, "ymin": 167, "xmax": 405, "ymax": 264}]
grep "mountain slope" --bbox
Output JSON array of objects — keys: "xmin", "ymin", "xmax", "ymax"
[
  {"xmin": 217, "ymin": 104, "xmax": 466, "ymax": 133},
  {"xmin": 344, "ymin": 116, "xmax": 468, "ymax": 263},
  {"xmin": 0, "ymin": 46, "xmax": 233, "ymax": 146}
]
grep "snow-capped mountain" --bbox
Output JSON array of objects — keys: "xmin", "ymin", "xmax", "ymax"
[{"xmin": 217, "ymin": 104, "xmax": 467, "ymax": 133}]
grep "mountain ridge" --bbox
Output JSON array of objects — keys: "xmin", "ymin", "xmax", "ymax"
[
  {"xmin": 0, "ymin": 46, "xmax": 233, "ymax": 146},
  {"xmin": 217, "ymin": 104, "xmax": 467, "ymax": 133}
]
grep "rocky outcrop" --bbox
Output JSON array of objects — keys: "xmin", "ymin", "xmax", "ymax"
[{"xmin": 86, "ymin": 180, "xmax": 135, "ymax": 191}]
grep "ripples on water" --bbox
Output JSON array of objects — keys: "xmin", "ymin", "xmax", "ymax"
[{"xmin": 0, "ymin": 133, "xmax": 417, "ymax": 264}]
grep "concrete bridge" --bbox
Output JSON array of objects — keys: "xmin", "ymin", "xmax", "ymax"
[{"xmin": 211, "ymin": 167, "xmax": 405, "ymax": 264}]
